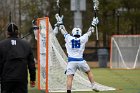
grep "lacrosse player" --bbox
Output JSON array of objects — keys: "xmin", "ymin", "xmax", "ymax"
[{"xmin": 53, "ymin": 14, "xmax": 99, "ymax": 93}]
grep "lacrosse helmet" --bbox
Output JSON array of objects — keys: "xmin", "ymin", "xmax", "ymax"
[{"xmin": 72, "ymin": 27, "xmax": 82, "ymax": 37}]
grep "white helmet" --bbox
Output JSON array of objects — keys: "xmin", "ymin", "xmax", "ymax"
[{"xmin": 72, "ymin": 27, "xmax": 82, "ymax": 36}]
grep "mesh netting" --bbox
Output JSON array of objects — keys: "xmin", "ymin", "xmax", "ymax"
[
  {"xmin": 38, "ymin": 17, "xmax": 116, "ymax": 92},
  {"xmin": 110, "ymin": 35, "xmax": 140, "ymax": 69}
]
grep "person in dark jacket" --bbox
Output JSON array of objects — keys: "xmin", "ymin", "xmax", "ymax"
[{"xmin": 0, "ymin": 23, "xmax": 36, "ymax": 93}]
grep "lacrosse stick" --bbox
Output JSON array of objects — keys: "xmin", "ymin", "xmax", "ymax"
[{"xmin": 92, "ymin": 0, "xmax": 99, "ymax": 46}]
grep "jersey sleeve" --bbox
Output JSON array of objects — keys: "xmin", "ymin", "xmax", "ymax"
[
  {"xmin": 80, "ymin": 33, "xmax": 89, "ymax": 43},
  {"xmin": 64, "ymin": 34, "xmax": 73, "ymax": 43}
]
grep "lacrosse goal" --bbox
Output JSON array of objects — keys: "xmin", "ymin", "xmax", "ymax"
[
  {"xmin": 36, "ymin": 17, "xmax": 116, "ymax": 92},
  {"xmin": 110, "ymin": 35, "xmax": 140, "ymax": 69}
]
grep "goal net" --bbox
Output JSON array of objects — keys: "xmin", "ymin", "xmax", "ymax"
[
  {"xmin": 36, "ymin": 17, "xmax": 116, "ymax": 92},
  {"xmin": 110, "ymin": 35, "xmax": 140, "ymax": 69}
]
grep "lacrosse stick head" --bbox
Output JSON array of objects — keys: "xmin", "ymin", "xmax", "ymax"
[{"xmin": 93, "ymin": 0, "xmax": 99, "ymax": 10}]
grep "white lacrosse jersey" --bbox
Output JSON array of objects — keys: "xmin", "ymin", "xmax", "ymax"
[{"xmin": 64, "ymin": 33, "xmax": 89, "ymax": 62}]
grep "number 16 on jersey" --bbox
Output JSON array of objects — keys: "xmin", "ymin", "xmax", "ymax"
[{"xmin": 71, "ymin": 39, "xmax": 81, "ymax": 48}]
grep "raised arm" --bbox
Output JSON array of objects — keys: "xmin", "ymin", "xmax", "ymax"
[{"xmin": 86, "ymin": 17, "xmax": 99, "ymax": 36}]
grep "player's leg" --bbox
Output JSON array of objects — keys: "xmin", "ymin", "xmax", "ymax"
[
  {"xmin": 65, "ymin": 62, "xmax": 77, "ymax": 93},
  {"xmin": 79, "ymin": 62, "xmax": 99, "ymax": 92},
  {"xmin": 85, "ymin": 70, "xmax": 95, "ymax": 84},
  {"xmin": 78, "ymin": 61, "xmax": 94, "ymax": 83},
  {"xmin": 67, "ymin": 75, "xmax": 73, "ymax": 93},
  {"xmin": 85, "ymin": 71, "xmax": 99, "ymax": 92}
]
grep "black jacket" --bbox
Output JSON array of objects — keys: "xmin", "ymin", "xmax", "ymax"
[{"xmin": 0, "ymin": 37, "xmax": 36, "ymax": 82}]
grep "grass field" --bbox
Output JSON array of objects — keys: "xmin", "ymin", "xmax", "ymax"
[{"xmin": 28, "ymin": 68, "xmax": 140, "ymax": 93}]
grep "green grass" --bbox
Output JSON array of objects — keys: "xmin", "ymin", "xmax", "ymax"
[{"xmin": 28, "ymin": 68, "xmax": 140, "ymax": 93}]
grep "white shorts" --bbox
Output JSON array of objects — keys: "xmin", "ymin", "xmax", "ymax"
[{"xmin": 65, "ymin": 60, "xmax": 90, "ymax": 75}]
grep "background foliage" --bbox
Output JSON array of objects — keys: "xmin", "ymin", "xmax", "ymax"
[{"xmin": 0, "ymin": 0, "xmax": 140, "ymax": 47}]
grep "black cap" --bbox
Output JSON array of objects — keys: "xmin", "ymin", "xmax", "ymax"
[{"xmin": 7, "ymin": 23, "xmax": 18, "ymax": 32}]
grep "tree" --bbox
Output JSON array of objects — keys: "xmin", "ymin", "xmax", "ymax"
[{"xmin": 0, "ymin": 0, "xmax": 139, "ymax": 47}]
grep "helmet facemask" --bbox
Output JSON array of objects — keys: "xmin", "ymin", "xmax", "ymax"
[{"xmin": 72, "ymin": 27, "xmax": 82, "ymax": 38}]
